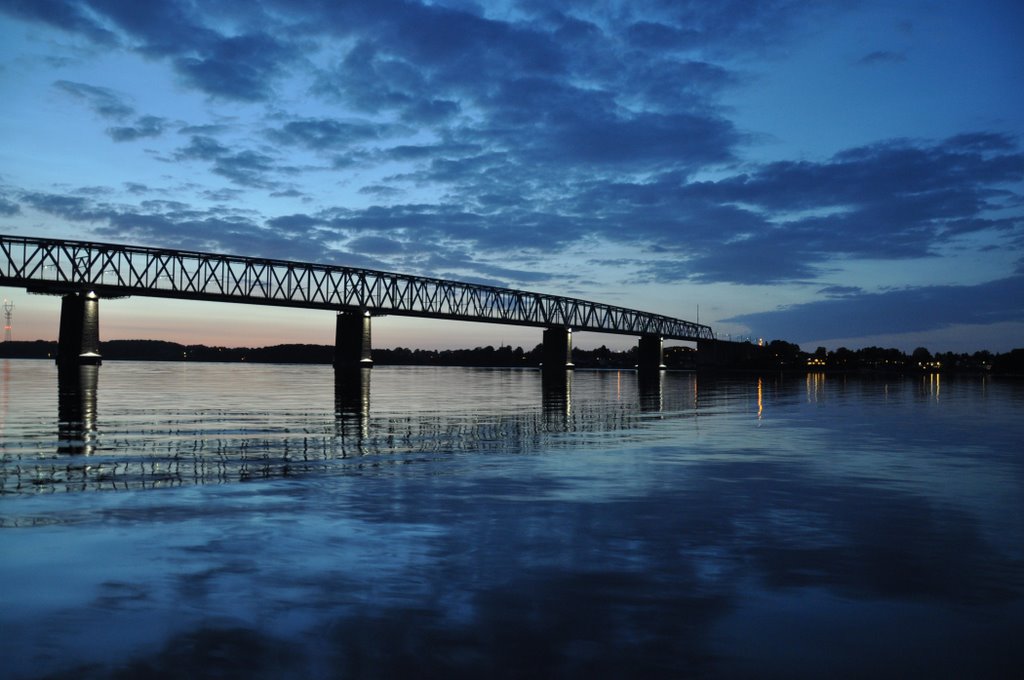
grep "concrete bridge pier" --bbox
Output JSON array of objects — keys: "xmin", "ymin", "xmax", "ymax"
[
  {"xmin": 637, "ymin": 334, "xmax": 665, "ymax": 372},
  {"xmin": 334, "ymin": 310, "xmax": 373, "ymax": 369},
  {"xmin": 57, "ymin": 292, "xmax": 102, "ymax": 366},
  {"xmin": 542, "ymin": 326, "xmax": 574, "ymax": 372}
]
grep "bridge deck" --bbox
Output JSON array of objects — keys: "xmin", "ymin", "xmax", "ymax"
[{"xmin": 0, "ymin": 234, "xmax": 714, "ymax": 341}]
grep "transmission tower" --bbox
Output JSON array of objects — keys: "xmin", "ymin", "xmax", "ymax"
[{"xmin": 3, "ymin": 299, "xmax": 12, "ymax": 342}]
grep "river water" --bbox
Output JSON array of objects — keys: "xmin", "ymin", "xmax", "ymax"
[{"xmin": 1, "ymin": 360, "xmax": 1022, "ymax": 678}]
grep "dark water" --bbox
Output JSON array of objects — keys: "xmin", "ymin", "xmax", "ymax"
[{"xmin": 1, "ymin": 360, "xmax": 1022, "ymax": 678}]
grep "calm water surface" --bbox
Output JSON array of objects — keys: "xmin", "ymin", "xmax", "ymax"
[{"xmin": 1, "ymin": 360, "xmax": 1022, "ymax": 678}]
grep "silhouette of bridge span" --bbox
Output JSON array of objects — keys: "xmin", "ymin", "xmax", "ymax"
[{"xmin": 0, "ymin": 234, "xmax": 715, "ymax": 369}]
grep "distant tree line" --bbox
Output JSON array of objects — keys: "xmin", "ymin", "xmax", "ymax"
[
  {"xmin": 1, "ymin": 338, "xmax": 1022, "ymax": 374},
  {"xmin": 0, "ymin": 339, "xmax": 645, "ymax": 368},
  {"xmin": 373, "ymin": 344, "xmax": 701, "ymax": 368},
  {"xmin": 755, "ymin": 339, "xmax": 1024, "ymax": 375}
]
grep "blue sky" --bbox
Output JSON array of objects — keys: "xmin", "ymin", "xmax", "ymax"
[{"xmin": 1, "ymin": 0, "xmax": 1022, "ymax": 352}]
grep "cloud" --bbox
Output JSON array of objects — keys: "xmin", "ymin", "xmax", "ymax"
[
  {"xmin": 382, "ymin": 143, "xmax": 482, "ymax": 162},
  {"xmin": 452, "ymin": 261, "xmax": 553, "ymax": 286},
  {"xmin": 123, "ymin": 182, "xmax": 150, "ymax": 195},
  {"xmin": 52, "ymin": 81, "xmax": 168, "ymax": 141},
  {"xmin": 298, "ymin": 1, "xmax": 746, "ymax": 180},
  {"xmin": 627, "ymin": 58, "xmax": 740, "ymax": 112},
  {"xmin": 318, "ymin": 202, "xmax": 590, "ymax": 256},
  {"xmin": 578, "ymin": 133, "xmax": 1024, "ymax": 284},
  {"xmin": 472, "ymin": 75, "xmax": 740, "ymax": 169},
  {"xmin": 211, "ymin": 151, "xmax": 281, "ymax": 188},
  {"xmin": 857, "ymin": 50, "xmax": 907, "ymax": 66},
  {"xmin": 5, "ymin": 0, "xmax": 1023, "ymax": 343},
  {"xmin": 402, "ymin": 247, "xmax": 557, "ymax": 287},
  {"xmin": 314, "ymin": 40, "xmax": 419, "ymax": 111},
  {"xmin": 17, "ymin": 188, "xmax": 312, "ymax": 261},
  {"xmin": 11, "ymin": 188, "xmax": 561, "ymax": 285},
  {"xmin": 724, "ymin": 275, "xmax": 1024, "ymax": 341},
  {"xmin": 107, "ymin": 115, "xmax": 168, "ymax": 142},
  {"xmin": 945, "ymin": 132, "xmax": 1019, "ymax": 153},
  {"xmin": 11, "ymin": 0, "xmax": 849, "ymax": 118},
  {"xmin": 336, "ymin": 0, "xmax": 566, "ymax": 84},
  {"xmin": 80, "ymin": 0, "xmax": 215, "ymax": 57},
  {"xmin": 100, "ymin": 215, "xmax": 324, "ymax": 262},
  {"xmin": 817, "ymin": 285, "xmax": 862, "ymax": 298},
  {"xmin": 681, "ymin": 239, "xmax": 824, "ymax": 285},
  {"xmin": 268, "ymin": 118, "xmax": 406, "ymax": 151},
  {"xmin": 623, "ymin": 1, "xmax": 849, "ymax": 55},
  {"xmin": 12, "ymin": 2, "xmax": 298, "ymax": 101},
  {"xmin": 0, "ymin": 0, "xmax": 118, "ymax": 45},
  {"xmin": 401, "ymin": 98, "xmax": 461, "ymax": 125},
  {"xmin": 541, "ymin": 108, "xmax": 739, "ymax": 167},
  {"xmin": 347, "ymin": 235, "xmax": 405, "ymax": 255},
  {"xmin": 174, "ymin": 136, "xmax": 283, "ymax": 189},
  {"xmin": 101, "ymin": 2, "xmax": 297, "ymax": 100},
  {"xmin": 172, "ymin": 32, "xmax": 297, "ymax": 101},
  {"xmin": 266, "ymin": 214, "xmax": 321, "ymax": 232},
  {"xmin": 54, "ymin": 80, "xmax": 134, "ymax": 119},
  {"xmin": 21, "ymin": 191, "xmax": 107, "ymax": 222},
  {"xmin": 175, "ymin": 135, "xmax": 228, "ymax": 161},
  {"xmin": 358, "ymin": 185, "xmax": 404, "ymax": 198},
  {"xmin": 202, "ymin": 188, "xmax": 246, "ymax": 202},
  {"xmin": 147, "ymin": 128, "xmax": 1020, "ymax": 288},
  {"xmin": 625, "ymin": 21, "xmax": 700, "ymax": 51},
  {"xmin": 30, "ymin": 1, "xmax": 748, "ymax": 190},
  {"xmin": 0, "ymin": 196, "xmax": 21, "ymax": 216}
]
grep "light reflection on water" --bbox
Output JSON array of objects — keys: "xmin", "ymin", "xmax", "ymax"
[
  {"xmin": 1, "ymin": 360, "xmax": 1022, "ymax": 678},
  {"xmin": 2, "ymin": 364, "xmax": 703, "ymax": 494}
]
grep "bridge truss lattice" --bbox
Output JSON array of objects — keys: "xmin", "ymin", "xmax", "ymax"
[{"xmin": 0, "ymin": 234, "xmax": 714, "ymax": 341}]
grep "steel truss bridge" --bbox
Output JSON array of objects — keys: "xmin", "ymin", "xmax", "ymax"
[{"xmin": 0, "ymin": 234, "xmax": 714, "ymax": 341}]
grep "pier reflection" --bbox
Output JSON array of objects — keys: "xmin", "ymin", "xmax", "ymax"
[
  {"xmin": 4, "ymin": 367, "xmax": 711, "ymax": 494},
  {"xmin": 0, "ymin": 360, "xmax": 8, "ymax": 438},
  {"xmin": 335, "ymin": 367, "xmax": 371, "ymax": 443},
  {"xmin": 638, "ymin": 370, "xmax": 664, "ymax": 413},
  {"xmin": 57, "ymin": 364, "xmax": 98, "ymax": 455},
  {"xmin": 541, "ymin": 369, "xmax": 573, "ymax": 427}
]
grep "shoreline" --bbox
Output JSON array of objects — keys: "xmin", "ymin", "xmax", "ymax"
[{"xmin": 1, "ymin": 339, "xmax": 1020, "ymax": 375}]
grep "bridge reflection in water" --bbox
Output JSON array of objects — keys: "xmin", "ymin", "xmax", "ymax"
[
  {"xmin": 57, "ymin": 365, "xmax": 99, "ymax": 455},
  {"xmin": 2, "ymin": 366, "xmax": 688, "ymax": 495}
]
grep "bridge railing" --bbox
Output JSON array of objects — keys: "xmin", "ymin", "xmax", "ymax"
[{"xmin": 0, "ymin": 234, "xmax": 715, "ymax": 341}]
